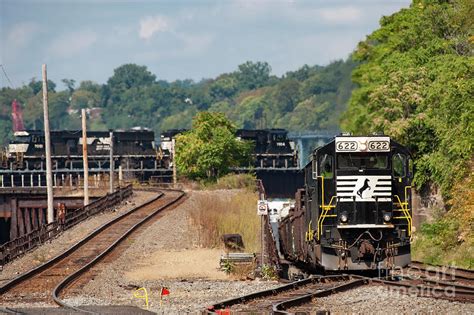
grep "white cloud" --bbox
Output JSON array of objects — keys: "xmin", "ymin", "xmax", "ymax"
[
  {"xmin": 139, "ymin": 15, "xmax": 170, "ymax": 40},
  {"xmin": 318, "ymin": 6, "xmax": 362, "ymax": 24},
  {"xmin": 49, "ymin": 30, "xmax": 98, "ymax": 57}
]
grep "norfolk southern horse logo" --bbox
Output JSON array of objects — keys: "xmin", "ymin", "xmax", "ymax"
[{"xmin": 357, "ymin": 178, "xmax": 371, "ymax": 198}]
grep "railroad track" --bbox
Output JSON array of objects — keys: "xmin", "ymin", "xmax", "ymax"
[
  {"xmin": 376, "ymin": 260, "xmax": 474, "ymax": 302},
  {"xmin": 207, "ymin": 275, "xmax": 368, "ymax": 314},
  {"xmin": 207, "ymin": 261, "xmax": 474, "ymax": 314},
  {"xmin": 0, "ymin": 188, "xmax": 185, "ymax": 313}
]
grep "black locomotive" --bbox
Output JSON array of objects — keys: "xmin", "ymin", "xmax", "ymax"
[
  {"xmin": 3, "ymin": 129, "xmax": 161, "ymax": 171},
  {"xmin": 279, "ymin": 134, "xmax": 413, "ymax": 271},
  {"xmin": 236, "ymin": 129, "xmax": 298, "ymax": 169}
]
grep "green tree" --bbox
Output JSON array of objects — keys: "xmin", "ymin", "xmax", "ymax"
[
  {"xmin": 174, "ymin": 112, "xmax": 253, "ymax": 179},
  {"xmin": 237, "ymin": 61, "xmax": 272, "ymax": 90},
  {"xmin": 28, "ymin": 78, "xmax": 56, "ymax": 94}
]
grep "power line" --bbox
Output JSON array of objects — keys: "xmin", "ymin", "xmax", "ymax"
[{"xmin": 0, "ymin": 64, "xmax": 16, "ymax": 88}]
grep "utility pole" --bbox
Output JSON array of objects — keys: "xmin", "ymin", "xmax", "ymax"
[
  {"xmin": 109, "ymin": 131, "xmax": 114, "ymax": 194},
  {"xmin": 172, "ymin": 138, "xmax": 177, "ymax": 187},
  {"xmin": 81, "ymin": 109, "xmax": 89, "ymax": 205},
  {"xmin": 42, "ymin": 64, "xmax": 54, "ymax": 224}
]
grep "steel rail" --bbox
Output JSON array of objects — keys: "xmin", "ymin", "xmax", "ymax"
[
  {"xmin": 206, "ymin": 275, "xmax": 351, "ymax": 313},
  {"xmin": 272, "ymin": 278, "xmax": 368, "ymax": 314},
  {"xmin": 52, "ymin": 189, "xmax": 186, "ymax": 313},
  {"xmin": 409, "ymin": 261, "xmax": 474, "ymax": 281},
  {"xmin": 0, "ymin": 191, "xmax": 165, "ymax": 294},
  {"xmin": 371, "ymin": 277, "xmax": 474, "ymax": 301}
]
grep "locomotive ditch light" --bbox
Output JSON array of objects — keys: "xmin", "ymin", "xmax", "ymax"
[
  {"xmin": 383, "ymin": 212, "xmax": 392, "ymax": 222},
  {"xmin": 340, "ymin": 213, "xmax": 348, "ymax": 223}
]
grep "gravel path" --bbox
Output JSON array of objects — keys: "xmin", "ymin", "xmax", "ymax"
[
  {"xmin": 64, "ymin": 190, "xmax": 280, "ymax": 314},
  {"xmin": 0, "ymin": 190, "xmax": 157, "ymax": 286},
  {"xmin": 298, "ymin": 284, "xmax": 474, "ymax": 314}
]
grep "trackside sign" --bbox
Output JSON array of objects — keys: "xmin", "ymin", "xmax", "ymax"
[{"xmin": 257, "ymin": 200, "xmax": 268, "ymax": 216}]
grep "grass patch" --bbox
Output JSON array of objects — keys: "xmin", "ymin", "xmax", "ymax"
[
  {"xmin": 200, "ymin": 173, "xmax": 257, "ymax": 191},
  {"xmin": 190, "ymin": 190, "xmax": 260, "ymax": 253}
]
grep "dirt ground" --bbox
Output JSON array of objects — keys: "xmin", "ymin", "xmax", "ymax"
[{"xmin": 125, "ymin": 248, "xmax": 229, "ymax": 281}]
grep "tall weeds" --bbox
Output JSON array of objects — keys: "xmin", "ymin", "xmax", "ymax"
[{"xmin": 191, "ymin": 191, "xmax": 260, "ymax": 253}]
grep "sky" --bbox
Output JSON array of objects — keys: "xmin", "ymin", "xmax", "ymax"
[{"xmin": 1, "ymin": 0, "xmax": 411, "ymax": 89}]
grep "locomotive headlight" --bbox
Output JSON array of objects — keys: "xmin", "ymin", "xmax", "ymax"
[
  {"xmin": 383, "ymin": 213, "xmax": 392, "ymax": 222},
  {"xmin": 340, "ymin": 213, "xmax": 348, "ymax": 223}
]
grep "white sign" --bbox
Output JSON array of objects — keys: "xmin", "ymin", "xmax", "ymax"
[{"xmin": 257, "ymin": 200, "xmax": 268, "ymax": 216}]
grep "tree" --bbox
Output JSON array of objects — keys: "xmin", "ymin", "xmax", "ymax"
[
  {"xmin": 28, "ymin": 78, "xmax": 56, "ymax": 94},
  {"xmin": 174, "ymin": 112, "xmax": 253, "ymax": 179},
  {"xmin": 237, "ymin": 61, "xmax": 271, "ymax": 90},
  {"xmin": 61, "ymin": 78, "xmax": 76, "ymax": 94},
  {"xmin": 107, "ymin": 64, "xmax": 156, "ymax": 95}
]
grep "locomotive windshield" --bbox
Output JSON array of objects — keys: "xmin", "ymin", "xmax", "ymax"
[{"xmin": 337, "ymin": 153, "xmax": 388, "ymax": 170}]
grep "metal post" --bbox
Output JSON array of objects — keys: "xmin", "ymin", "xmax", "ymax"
[
  {"xmin": 172, "ymin": 138, "xmax": 177, "ymax": 187},
  {"xmin": 118, "ymin": 165, "xmax": 123, "ymax": 186},
  {"xmin": 42, "ymin": 64, "xmax": 54, "ymax": 224},
  {"xmin": 21, "ymin": 174, "xmax": 24, "ymax": 187},
  {"xmin": 261, "ymin": 216, "xmax": 265, "ymax": 267},
  {"xmin": 11, "ymin": 174, "xmax": 14, "ymax": 187},
  {"xmin": 30, "ymin": 173, "xmax": 33, "ymax": 187},
  {"xmin": 109, "ymin": 131, "xmax": 114, "ymax": 193},
  {"xmin": 81, "ymin": 108, "xmax": 89, "ymax": 206}
]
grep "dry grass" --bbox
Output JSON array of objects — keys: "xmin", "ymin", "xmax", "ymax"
[{"xmin": 190, "ymin": 191, "xmax": 260, "ymax": 253}]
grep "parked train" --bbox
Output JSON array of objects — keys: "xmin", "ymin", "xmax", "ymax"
[
  {"xmin": 2, "ymin": 129, "xmax": 162, "ymax": 171},
  {"xmin": 236, "ymin": 129, "xmax": 298, "ymax": 168},
  {"xmin": 159, "ymin": 128, "xmax": 299, "ymax": 170},
  {"xmin": 279, "ymin": 134, "xmax": 413, "ymax": 271}
]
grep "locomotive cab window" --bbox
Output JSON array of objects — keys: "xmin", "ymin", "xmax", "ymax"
[
  {"xmin": 337, "ymin": 153, "xmax": 388, "ymax": 170},
  {"xmin": 319, "ymin": 154, "xmax": 333, "ymax": 179},
  {"xmin": 393, "ymin": 153, "xmax": 407, "ymax": 178}
]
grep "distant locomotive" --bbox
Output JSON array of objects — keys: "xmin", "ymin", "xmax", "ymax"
[
  {"xmin": 3, "ymin": 129, "xmax": 161, "ymax": 171},
  {"xmin": 159, "ymin": 128, "xmax": 299, "ymax": 170},
  {"xmin": 236, "ymin": 129, "xmax": 298, "ymax": 168},
  {"xmin": 279, "ymin": 134, "xmax": 413, "ymax": 271}
]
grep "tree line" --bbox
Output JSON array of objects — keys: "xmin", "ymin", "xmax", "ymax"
[{"xmin": 0, "ymin": 59, "xmax": 355, "ymax": 145}]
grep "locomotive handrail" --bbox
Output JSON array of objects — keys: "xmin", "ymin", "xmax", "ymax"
[
  {"xmin": 316, "ymin": 175, "xmax": 337, "ymax": 240},
  {"xmin": 393, "ymin": 185, "xmax": 412, "ymax": 236}
]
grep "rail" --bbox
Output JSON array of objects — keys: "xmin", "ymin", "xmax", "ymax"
[{"xmin": 0, "ymin": 185, "xmax": 133, "ymax": 267}]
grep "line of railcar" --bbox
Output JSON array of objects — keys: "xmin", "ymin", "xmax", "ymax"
[
  {"xmin": 1, "ymin": 129, "xmax": 163, "ymax": 171},
  {"xmin": 279, "ymin": 134, "xmax": 413, "ymax": 271}
]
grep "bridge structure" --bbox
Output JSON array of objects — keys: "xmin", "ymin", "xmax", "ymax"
[{"xmin": 288, "ymin": 131, "xmax": 336, "ymax": 167}]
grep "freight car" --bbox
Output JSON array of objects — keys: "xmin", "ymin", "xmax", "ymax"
[
  {"xmin": 3, "ymin": 129, "xmax": 162, "ymax": 171},
  {"xmin": 279, "ymin": 134, "xmax": 413, "ymax": 271}
]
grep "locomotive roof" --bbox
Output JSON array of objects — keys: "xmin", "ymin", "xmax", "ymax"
[{"xmin": 12, "ymin": 130, "xmax": 155, "ymax": 141}]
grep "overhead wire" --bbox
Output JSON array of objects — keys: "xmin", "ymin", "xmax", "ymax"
[{"xmin": 0, "ymin": 64, "xmax": 16, "ymax": 88}]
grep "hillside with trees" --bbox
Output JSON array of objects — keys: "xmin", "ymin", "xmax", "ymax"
[
  {"xmin": 0, "ymin": 59, "xmax": 355, "ymax": 146},
  {"xmin": 342, "ymin": 0, "xmax": 473, "ymax": 267}
]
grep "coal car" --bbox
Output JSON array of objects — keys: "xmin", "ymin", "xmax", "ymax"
[{"xmin": 279, "ymin": 134, "xmax": 413, "ymax": 271}]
